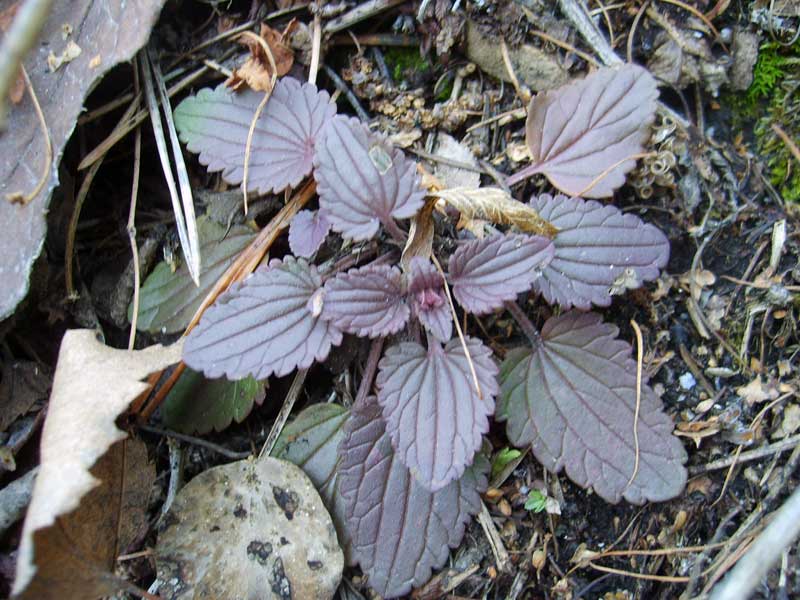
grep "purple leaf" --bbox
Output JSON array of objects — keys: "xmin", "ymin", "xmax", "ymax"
[
  {"xmin": 314, "ymin": 116, "xmax": 426, "ymax": 241},
  {"xmin": 322, "ymin": 265, "xmax": 410, "ymax": 338},
  {"xmin": 497, "ymin": 311, "xmax": 687, "ymax": 504},
  {"xmin": 174, "ymin": 78, "xmax": 336, "ymax": 194},
  {"xmin": 183, "ymin": 257, "xmax": 342, "ymax": 380},
  {"xmin": 448, "ymin": 234, "xmax": 555, "ymax": 315},
  {"xmin": 529, "ymin": 194, "xmax": 670, "ymax": 309},
  {"xmin": 337, "ymin": 399, "xmax": 488, "ymax": 597},
  {"xmin": 288, "ymin": 209, "xmax": 331, "ymax": 258},
  {"xmin": 508, "ymin": 64, "xmax": 658, "ymax": 198},
  {"xmin": 376, "ymin": 337, "xmax": 498, "ymax": 491},
  {"xmin": 407, "ymin": 258, "xmax": 452, "ymax": 342}
]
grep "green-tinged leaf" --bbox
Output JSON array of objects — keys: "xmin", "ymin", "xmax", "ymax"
[
  {"xmin": 162, "ymin": 368, "xmax": 265, "ymax": 434},
  {"xmin": 273, "ymin": 403, "xmax": 349, "ymax": 495},
  {"xmin": 497, "ymin": 311, "xmax": 687, "ymax": 505},
  {"xmin": 524, "ymin": 490, "xmax": 547, "ymax": 513},
  {"xmin": 129, "ymin": 217, "xmax": 255, "ymax": 334},
  {"xmin": 491, "ymin": 447, "xmax": 522, "ymax": 480},
  {"xmin": 273, "ymin": 403, "xmax": 352, "ymax": 562}
]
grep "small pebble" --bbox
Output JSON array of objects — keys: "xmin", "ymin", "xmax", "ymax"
[{"xmin": 679, "ymin": 373, "xmax": 696, "ymax": 390}]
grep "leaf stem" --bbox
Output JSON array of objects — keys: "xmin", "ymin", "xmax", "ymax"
[
  {"xmin": 505, "ymin": 163, "xmax": 540, "ymax": 187},
  {"xmin": 383, "ymin": 217, "xmax": 407, "ymax": 244},
  {"xmin": 504, "ymin": 301, "xmax": 542, "ymax": 348},
  {"xmin": 355, "ymin": 337, "xmax": 384, "ymax": 406}
]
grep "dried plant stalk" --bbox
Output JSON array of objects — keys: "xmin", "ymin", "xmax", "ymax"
[{"xmin": 432, "ymin": 187, "xmax": 558, "ymax": 238}]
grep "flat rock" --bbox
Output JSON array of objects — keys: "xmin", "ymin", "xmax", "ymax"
[
  {"xmin": 155, "ymin": 457, "xmax": 343, "ymax": 600},
  {"xmin": 465, "ymin": 20, "xmax": 569, "ymax": 91}
]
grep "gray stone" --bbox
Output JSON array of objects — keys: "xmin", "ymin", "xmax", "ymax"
[
  {"xmin": 465, "ymin": 20, "xmax": 569, "ymax": 92},
  {"xmin": 155, "ymin": 457, "xmax": 343, "ymax": 599}
]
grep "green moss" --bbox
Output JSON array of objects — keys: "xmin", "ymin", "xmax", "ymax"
[
  {"xmin": 384, "ymin": 47, "xmax": 432, "ymax": 83},
  {"xmin": 744, "ymin": 41, "xmax": 800, "ymax": 204}
]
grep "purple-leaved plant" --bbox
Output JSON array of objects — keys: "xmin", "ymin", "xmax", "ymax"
[{"xmin": 174, "ymin": 64, "xmax": 687, "ymax": 598}]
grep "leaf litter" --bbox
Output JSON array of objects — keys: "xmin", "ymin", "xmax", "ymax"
[{"xmin": 2, "ymin": 1, "xmax": 799, "ymax": 599}]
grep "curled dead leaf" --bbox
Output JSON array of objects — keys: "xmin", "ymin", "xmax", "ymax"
[
  {"xmin": 13, "ymin": 331, "xmax": 182, "ymax": 599},
  {"xmin": 432, "ymin": 187, "xmax": 558, "ymax": 238},
  {"xmin": 226, "ymin": 22, "xmax": 295, "ymax": 92},
  {"xmin": 401, "ymin": 198, "xmax": 436, "ymax": 270}
]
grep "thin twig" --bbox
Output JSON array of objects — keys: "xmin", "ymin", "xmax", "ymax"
[
  {"xmin": 556, "ymin": 0, "xmax": 621, "ymax": 66},
  {"xmin": 127, "ymin": 58, "xmax": 143, "ymax": 350},
  {"xmin": 322, "ymin": 63, "xmax": 369, "ymax": 121},
  {"xmin": 5, "ymin": 67, "xmax": 52, "ymax": 204},
  {"xmin": 238, "ymin": 30, "xmax": 278, "ymax": 215},
  {"xmin": 139, "ymin": 424, "xmax": 251, "ymax": 460},
  {"xmin": 262, "ymin": 369, "xmax": 308, "ymax": 457},
  {"xmin": 627, "ymin": 0, "xmax": 650, "ymax": 64},
  {"xmin": 527, "ymin": 29, "xmax": 601, "ymax": 67},
  {"xmin": 432, "ymin": 255, "xmax": 482, "ymax": 399},
  {"xmin": 478, "ymin": 501, "xmax": 511, "ymax": 572},
  {"xmin": 587, "ymin": 562, "xmax": 689, "ymax": 583},
  {"xmin": 65, "ymin": 159, "xmax": 104, "ymax": 299},
  {"xmin": 500, "ymin": 38, "xmax": 525, "ymax": 102},
  {"xmin": 308, "ymin": 13, "xmax": 322, "ymax": 85},
  {"xmin": 690, "ymin": 433, "xmax": 800, "ymax": 475},
  {"xmin": 323, "ymin": 0, "xmax": 407, "ymax": 34},
  {"xmin": 710, "ymin": 485, "xmax": 800, "ymax": 600},
  {"xmin": 626, "ymin": 319, "xmax": 643, "ymax": 489},
  {"xmin": 355, "ymin": 338, "xmax": 385, "ymax": 406},
  {"xmin": 0, "ymin": 0, "xmax": 54, "ymax": 129},
  {"xmin": 771, "ymin": 123, "xmax": 800, "ymax": 167}
]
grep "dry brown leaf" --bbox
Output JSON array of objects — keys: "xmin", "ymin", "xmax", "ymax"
[
  {"xmin": 0, "ymin": 361, "xmax": 51, "ymax": 432},
  {"xmin": 226, "ymin": 22, "xmax": 295, "ymax": 92},
  {"xmin": 674, "ymin": 419, "xmax": 721, "ymax": 448},
  {"xmin": 1, "ymin": 0, "xmax": 168, "ymax": 321},
  {"xmin": 736, "ymin": 375, "xmax": 780, "ymax": 405},
  {"xmin": 401, "ymin": 198, "xmax": 436, "ymax": 270},
  {"xmin": 13, "ymin": 330, "xmax": 181, "ymax": 599},
  {"xmin": 432, "ymin": 187, "xmax": 558, "ymax": 238},
  {"xmin": 0, "ymin": 2, "xmax": 24, "ymax": 104},
  {"xmin": 774, "ymin": 404, "xmax": 800, "ymax": 439}
]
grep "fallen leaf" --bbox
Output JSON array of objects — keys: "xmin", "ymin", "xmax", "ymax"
[
  {"xmin": 736, "ymin": 376, "xmax": 780, "ymax": 405},
  {"xmin": 401, "ymin": 198, "xmax": 436, "ymax": 270},
  {"xmin": 226, "ymin": 22, "xmax": 294, "ymax": 92},
  {"xmin": 154, "ymin": 457, "xmax": 343, "ymax": 599},
  {"xmin": 0, "ymin": 361, "xmax": 51, "ymax": 432},
  {"xmin": 13, "ymin": 330, "xmax": 181, "ymax": 598},
  {"xmin": 675, "ymin": 419, "xmax": 721, "ymax": 448},
  {"xmin": 774, "ymin": 404, "xmax": 800, "ymax": 439},
  {"xmin": 0, "ymin": 0, "xmax": 168, "ymax": 320},
  {"xmin": 433, "ymin": 187, "xmax": 558, "ymax": 238}
]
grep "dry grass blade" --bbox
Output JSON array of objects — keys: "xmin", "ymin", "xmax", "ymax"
[
  {"xmin": 5, "ymin": 67, "xmax": 51, "ymax": 205},
  {"xmin": 141, "ymin": 48, "xmax": 201, "ymax": 286},
  {"xmin": 432, "ymin": 187, "xmax": 558, "ymax": 238}
]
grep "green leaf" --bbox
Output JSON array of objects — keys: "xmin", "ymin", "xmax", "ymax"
[
  {"xmin": 491, "ymin": 447, "xmax": 522, "ymax": 480},
  {"xmin": 161, "ymin": 368, "xmax": 265, "ymax": 434},
  {"xmin": 129, "ymin": 217, "xmax": 255, "ymax": 334},
  {"xmin": 524, "ymin": 490, "xmax": 547, "ymax": 513},
  {"xmin": 273, "ymin": 403, "xmax": 349, "ymax": 494},
  {"xmin": 273, "ymin": 403, "xmax": 352, "ymax": 561}
]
